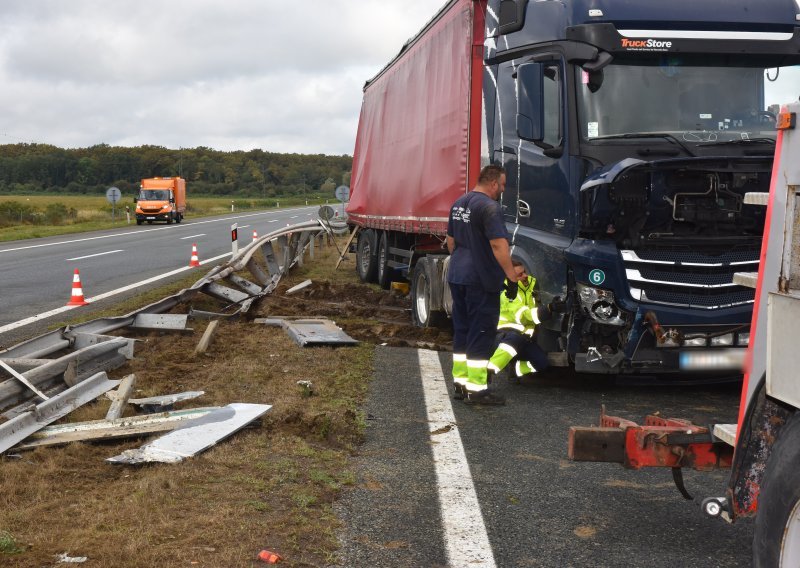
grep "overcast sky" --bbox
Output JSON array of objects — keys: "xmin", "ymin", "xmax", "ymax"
[{"xmin": 0, "ymin": 0, "xmax": 444, "ymax": 155}]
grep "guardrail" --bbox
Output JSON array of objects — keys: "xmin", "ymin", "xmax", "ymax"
[{"xmin": 0, "ymin": 217, "xmax": 349, "ymax": 422}]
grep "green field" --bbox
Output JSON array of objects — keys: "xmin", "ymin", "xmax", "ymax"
[{"xmin": 0, "ymin": 194, "xmax": 331, "ymax": 242}]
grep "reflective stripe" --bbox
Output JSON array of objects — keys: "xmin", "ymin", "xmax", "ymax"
[
  {"xmin": 453, "ymin": 353, "xmax": 467, "ymax": 362},
  {"xmin": 515, "ymin": 360, "xmax": 536, "ymax": 377},
  {"xmin": 514, "ymin": 306, "xmax": 527, "ymax": 324},
  {"xmin": 487, "ymin": 362, "xmax": 501, "ymax": 373},
  {"xmin": 498, "ymin": 322, "xmax": 525, "ymax": 332},
  {"xmin": 496, "ymin": 343, "xmax": 517, "ymax": 358},
  {"xmin": 463, "ymin": 382, "xmax": 489, "ymax": 392},
  {"xmin": 454, "ymin": 377, "xmax": 469, "ymax": 386},
  {"xmin": 467, "ymin": 359, "xmax": 489, "ymax": 369},
  {"xmin": 531, "ymin": 309, "xmax": 541, "ymax": 325},
  {"xmin": 523, "ymin": 329, "xmax": 534, "ymax": 337}
]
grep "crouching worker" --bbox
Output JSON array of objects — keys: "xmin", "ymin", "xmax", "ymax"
[{"xmin": 488, "ymin": 261, "xmax": 564, "ymax": 379}]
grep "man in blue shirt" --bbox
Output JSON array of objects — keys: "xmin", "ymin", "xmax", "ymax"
[{"xmin": 446, "ymin": 165, "xmax": 518, "ymax": 405}]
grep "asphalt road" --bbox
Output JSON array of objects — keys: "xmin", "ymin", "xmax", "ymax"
[
  {"xmin": 0, "ymin": 206, "xmax": 319, "ymax": 329},
  {"xmin": 334, "ymin": 347, "xmax": 751, "ymax": 568}
]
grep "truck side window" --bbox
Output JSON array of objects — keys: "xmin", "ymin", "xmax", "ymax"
[{"xmin": 542, "ymin": 64, "xmax": 561, "ymax": 148}]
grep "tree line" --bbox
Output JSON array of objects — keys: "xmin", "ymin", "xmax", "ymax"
[{"xmin": 0, "ymin": 143, "xmax": 353, "ymax": 198}]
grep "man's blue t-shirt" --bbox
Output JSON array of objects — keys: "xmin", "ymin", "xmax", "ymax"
[{"xmin": 447, "ymin": 191, "xmax": 509, "ymax": 293}]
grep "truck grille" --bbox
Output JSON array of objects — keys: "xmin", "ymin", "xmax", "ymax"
[{"xmin": 622, "ymin": 248, "xmax": 759, "ymax": 309}]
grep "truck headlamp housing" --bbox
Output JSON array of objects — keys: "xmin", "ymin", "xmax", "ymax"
[{"xmin": 577, "ymin": 283, "xmax": 626, "ymax": 326}]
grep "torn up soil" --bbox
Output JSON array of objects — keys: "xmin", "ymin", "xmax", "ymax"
[
  {"xmin": 257, "ymin": 280, "xmax": 452, "ymax": 351},
  {"xmin": 0, "ymin": 239, "xmax": 452, "ymax": 568}
]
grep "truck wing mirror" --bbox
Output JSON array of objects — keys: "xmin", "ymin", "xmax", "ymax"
[{"xmin": 516, "ymin": 62, "xmax": 544, "ymax": 142}]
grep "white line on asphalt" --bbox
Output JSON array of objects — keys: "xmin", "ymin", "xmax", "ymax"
[
  {"xmin": 417, "ymin": 349, "xmax": 497, "ymax": 568},
  {"xmin": 0, "ymin": 252, "xmax": 231, "ymax": 335},
  {"xmin": 180, "ymin": 234, "xmax": 206, "ymax": 240},
  {"xmin": 65, "ymin": 249, "xmax": 124, "ymax": 261},
  {"xmin": 268, "ymin": 220, "xmax": 278, "ymax": 223},
  {"xmin": 290, "ymin": 215, "xmax": 298, "ymax": 219},
  {"xmin": 0, "ymin": 207, "xmax": 315, "ymax": 254},
  {"xmin": 238, "ymin": 225, "xmax": 250, "ymax": 229}
]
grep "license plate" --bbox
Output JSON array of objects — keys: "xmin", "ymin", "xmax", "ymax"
[
  {"xmin": 146, "ymin": 216, "xmax": 155, "ymax": 220},
  {"xmin": 679, "ymin": 349, "xmax": 745, "ymax": 371}
]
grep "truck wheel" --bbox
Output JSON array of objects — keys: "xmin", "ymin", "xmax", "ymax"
[
  {"xmin": 176, "ymin": 213, "xmax": 182, "ymax": 224},
  {"xmin": 147, "ymin": 220, "xmax": 153, "ymax": 224},
  {"xmin": 753, "ymin": 410, "xmax": 800, "ymax": 567},
  {"xmin": 136, "ymin": 219, "xmax": 143, "ymax": 226},
  {"xmin": 356, "ymin": 229, "xmax": 378, "ymax": 283},
  {"xmin": 167, "ymin": 214, "xmax": 173, "ymax": 224},
  {"xmin": 377, "ymin": 232, "xmax": 393, "ymax": 290},
  {"xmin": 411, "ymin": 258, "xmax": 446, "ymax": 328}
]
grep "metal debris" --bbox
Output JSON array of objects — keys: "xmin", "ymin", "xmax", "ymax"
[
  {"xmin": 55, "ymin": 553, "xmax": 88, "ymax": 563},
  {"xmin": 128, "ymin": 391, "xmax": 206, "ymax": 412},
  {"xmin": 285, "ymin": 280, "xmax": 312, "ymax": 295},
  {"xmin": 255, "ymin": 318, "xmax": 358, "ymax": 347},
  {"xmin": 106, "ymin": 403, "xmax": 271, "ymax": 464},
  {"xmin": 105, "ymin": 374, "xmax": 137, "ymax": 420},
  {"xmin": 14, "ymin": 407, "xmax": 219, "ymax": 450},
  {"xmin": 0, "ymin": 372, "xmax": 120, "ymax": 454},
  {"xmin": 130, "ymin": 313, "xmax": 192, "ymax": 332}
]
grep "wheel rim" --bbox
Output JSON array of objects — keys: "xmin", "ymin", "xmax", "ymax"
[
  {"xmin": 415, "ymin": 274, "xmax": 429, "ymax": 324},
  {"xmin": 781, "ymin": 498, "xmax": 800, "ymax": 566}
]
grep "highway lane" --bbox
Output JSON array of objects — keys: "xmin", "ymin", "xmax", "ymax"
[
  {"xmin": 335, "ymin": 347, "xmax": 751, "ymax": 567},
  {"xmin": 0, "ymin": 206, "xmax": 320, "ymax": 328}
]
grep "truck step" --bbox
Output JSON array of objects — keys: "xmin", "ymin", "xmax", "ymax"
[
  {"xmin": 733, "ymin": 272, "xmax": 758, "ymax": 289},
  {"xmin": 713, "ymin": 423, "xmax": 737, "ymax": 447},
  {"xmin": 744, "ymin": 192, "xmax": 769, "ymax": 206}
]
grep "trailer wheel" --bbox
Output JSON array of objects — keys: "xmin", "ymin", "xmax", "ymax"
[
  {"xmin": 411, "ymin": 258, "xmax": 446, "ymax": 328},
  {"xmin": 377, "ymin": 231, "xmax": 393, "ymax": 290},
  {"xmin": 176, "ymin": 213, "xmax": 182, "ymax": 224},
  {"xmin": 356, "ymin": 229, "xmax": 378, "ymax": 283},
  {"xmin": 753, "ymin": 410, "xmax": 800, "ymax": 567}
]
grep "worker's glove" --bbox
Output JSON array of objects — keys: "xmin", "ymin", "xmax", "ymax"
[
  {"xmin": 547, "ymin": 296, "xmax": 568, "ymax": 313},
  {"xmin": 504, "ymin": 280, "xmax": 518, "ymax": 301}
]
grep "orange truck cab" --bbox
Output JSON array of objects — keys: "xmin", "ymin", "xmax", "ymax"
[{"xmin": 135, "ymin": 177, "xmax": 186, "ymax": 225}]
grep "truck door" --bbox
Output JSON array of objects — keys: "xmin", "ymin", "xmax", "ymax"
[{"xmin": 511, "ymin": 58, "xmax": 572, "ymax": 305}]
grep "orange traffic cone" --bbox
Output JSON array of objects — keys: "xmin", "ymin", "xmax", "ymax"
[
  {"xmin": 257, "ymin": 550, "xmax": 282, "ymax": 564},
  {"xmin": 189, "ymin": 243, "xmax": 200, "ymax": 267},
  {"xmin": 252, "ymin": 229, "xmax": 258, "ymax": 242},
  {"xmin": 66, "ymin": 268, "xmax": 89, "ymax": 306}
]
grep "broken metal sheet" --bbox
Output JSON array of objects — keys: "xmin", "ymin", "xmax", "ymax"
[
  {"xmin": 106, "ymin": 403, "xmax": 271, "ymax": 464},
  {"xmin": 246, "ymin": 257, "xmax": 271, "ymax": 285},
  {"xmin": 0, "ymin": 372, "xmax": 120, "ymax": 454},
  {"xmin": 227, "ymin": 274, "xmax": 263, "ymax": 296},
  {"xmin": 202, "ymin": 282, "xmax": 250, "ymax": 304},
  {"xmin": 128, "ymin": 390, "xmax": 205, "ymax": 411},
  {"xmin": 255, "ymin": 318, "xmax": 358, "ymax": 347},
  {"xmin": 130, "ymin": 314, "xmax": 192, "ymax": 332},
  {"xmin": 259, "ymin": 241, "xmax": 282, "ymax": 276},
  {"xmin": 187, "ymin": 308, "xmax": 238, "ymax": 320},
  {"xmin": 285, "ymin": 279, "xmax": 312, "ymax": 295},
  {"xmin": 14, "ymin": 407, "xmax": 219, "ymax": 450}
]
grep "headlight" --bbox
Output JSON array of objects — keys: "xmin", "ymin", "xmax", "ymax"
[
  {"xmin": 577, "ymin": 283, "xmax": 626, "ymax": 326},
  {"xmin": 737, "ymin": 332, "xmax": 750, "ymax": 346},
  {"xmin": 683, "ymin": 337, "xmax": 707, "ymax": 347}
]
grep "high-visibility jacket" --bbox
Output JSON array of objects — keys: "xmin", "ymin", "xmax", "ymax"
[{"xmin": 497, "ymin": 276, "xmax": 541, "ymax": 337}]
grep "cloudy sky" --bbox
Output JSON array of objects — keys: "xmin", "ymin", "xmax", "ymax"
[{"xmin": 0, "ymin": 0, "xmax": 444, "ymax": 155}]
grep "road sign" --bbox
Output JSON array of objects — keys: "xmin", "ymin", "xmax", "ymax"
[
  {"xmin": 106, "ymin": 187, "xmax": 122, "ymax": 204},
  {"xmin": 318, "ymin": 205, "xmax": 335, "ymax": 221},
  {"xmin": 335, "ymin": 185, "xmax": 350, "ymax": 202}
]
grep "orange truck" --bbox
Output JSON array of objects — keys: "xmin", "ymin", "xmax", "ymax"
[{"xmin": 134, "ymin": 177, "xmax": 186, "ymax": 225}]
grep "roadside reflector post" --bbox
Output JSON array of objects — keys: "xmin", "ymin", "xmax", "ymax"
[{"xmin": 231, "ymin": 223, "xmax": 239, "ymax": 255}]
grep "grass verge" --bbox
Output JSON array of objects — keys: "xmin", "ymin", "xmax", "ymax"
[{"xmin": 0, "ymin": 238, "xmax": 381, "ymax": 567}]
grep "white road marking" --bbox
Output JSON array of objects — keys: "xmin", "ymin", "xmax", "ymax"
[
  {"xmin": 0, "ymin": 252, "xmax": 231, "ymax": 335},
  {"xmin": 0, "ymin": 206, "xmax": 315, "ymax": 254},
  {"xmin": 268, "ymin": 219, "xmax": 278, "ymax": 223},
  {"xmin": 65, "ymin": 249, "xmax": 124, "ymax": 261},
  {"xmin": 417, "ymin": 349, "xmax": 497, "ymax": 568},
  {"xmin": 238, "ymin": 225, "xmax": 250, "ymax": 229},
  {"xmin": 290, "ymin": 215, "xmax": 298, "ymax": 219},
  {"xmin": 180, "ymin": 234, "xmax": 206, "ymax": 240}
]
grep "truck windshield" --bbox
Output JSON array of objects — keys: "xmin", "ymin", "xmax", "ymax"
[
  {"xmin": 576, "ymin": 58, "xmax": 799, "ymax": 143},
  {"xmin": 139, "ymin": 190, "xmax": 170, "ymax": 200}
]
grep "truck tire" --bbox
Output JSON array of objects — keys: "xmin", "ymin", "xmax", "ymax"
[
  {"xmin": 167, "ymin": 213, "xmax": 173, "ymax": 224},
  {"xmin": 356, "ymin": 229, "xmax": 378, "ymax": 283},
  {"xmin": 753, "ymin": 409, "xmax": 800, "ymax": 567},
  {"xmin": 136, "ymin": 219, "xmax": 143, "ymax": 226},
  {"xmin": 176, "ymin": 213, "xmax": 182, "ymax": 224},
  {"xmin": 411, "ymin": 258, "xmax": 446, "ymax": 328},
  {"xmin": 377, "ymin": 231, "xmax": 393, "ymax": 290}
]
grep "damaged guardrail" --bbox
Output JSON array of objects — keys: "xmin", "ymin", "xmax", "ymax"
[{"xmin": 0, "ymin": 216, "xmax": 345, "ymax": 452}]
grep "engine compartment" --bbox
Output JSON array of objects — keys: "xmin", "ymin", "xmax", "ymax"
[{"xmin": 580, "ymin": 160, "xmax": 771, "ymax": 249}]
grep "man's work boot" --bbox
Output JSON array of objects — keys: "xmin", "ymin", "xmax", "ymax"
[
  {"xmin": 464, "ymin": 389, "xmax": 506, "ymax": 406},
  {"xmin": 452, "ymin": 383, "xmax": 465, "ymax": 400}
]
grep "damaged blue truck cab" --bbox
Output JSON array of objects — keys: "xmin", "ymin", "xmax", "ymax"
[{"xmin": 485, "ymin": 0, "xmax": 800, "ymax": 375}]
